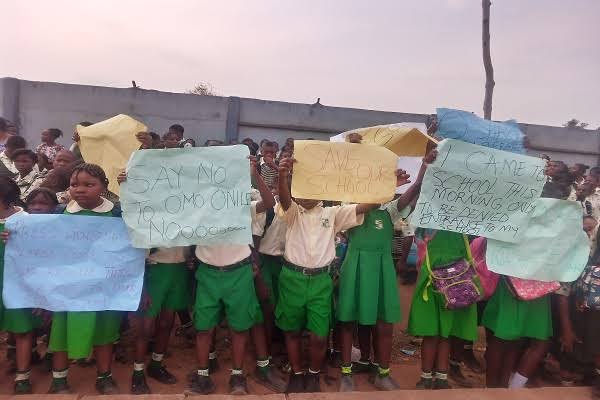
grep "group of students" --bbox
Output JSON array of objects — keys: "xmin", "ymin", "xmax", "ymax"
[{"xmin": 1, "ymin": 117, "xmax": 600, "ymax": 398}]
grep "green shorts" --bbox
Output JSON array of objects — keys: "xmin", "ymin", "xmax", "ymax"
[
  {"xmin": 336, "ymin": 249, "xmax": 401, "ymax": 325},
  {"xmin": 144, "ymin": 263, "xmax": 192, "ymax": 318},
  {"xmin": 193, "ymin": 262, "xmax": 262, "ymax": 332},
  {"xmin": 275, "ymin": 265, "xmax": 333, "ymax": 338},
  {"xmin": 49, "ymin": 311, "xmax": 122, "ymax": 359},
  {"xmin": 2, "ymin": 308, "xmax": 42, "ymax": 334},
  {"xmin": 259, "ymin": 254, "xmax": 283, "ymax": 306}
]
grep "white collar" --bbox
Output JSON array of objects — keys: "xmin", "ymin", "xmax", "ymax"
[{"xmin": 66, "ymin": 197, "xmax": 114, "ymax": 213}]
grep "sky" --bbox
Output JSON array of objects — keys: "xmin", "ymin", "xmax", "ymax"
[{"xmin": 2, "ymin": 0, "xmax": 598, "ymax": 128}]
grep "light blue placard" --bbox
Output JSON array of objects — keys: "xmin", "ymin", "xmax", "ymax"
[
  {"xmin": 119, "ymin": 145, "xmax": 252, "ymax": 248},
  {"xmin": 412, "ymin": 139, "xmax": 546, "ymax": 242},
  {"xmin": 486, "ymin": 198, "xmax": 590, "ymax": 282},
  {"xmin": 3, "ymin": 214, "xmax": 146, "ymax": 311},
  {"xmin": 437, "ymin": 108, "xmax": 525, "ymax": 154}
]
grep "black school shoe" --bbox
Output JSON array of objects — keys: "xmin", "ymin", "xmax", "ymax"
[
  {"xmin": 48, "ymin": 379, "xmax": 71, "ymax": 394},
  {"xmin": 304, "ymin": 372, "xmax": 321, "ymax": 393},
  {"xmin": 186, "ymin": 375, "xmax": 216, "ymax": 395},
  {"xmin": 229, "ymin": 374, "xmax": 248, "ymax": 395},
  {"xmin": 96, "ymin": 375, "xmax": 120, "ymax": 395},
  {"xmin": 286, "ymin": 373, "xmax": 305, "ymax": 393},
  {"xmin": 14, "ymin": 380, "xmax": 33, "ymax": 395},
  {"xmin": 131, "ymin": 373, "xmax": 151, "ymax": 395},
  {"xmin": 147, "ymin": 364, "xmax": 177, "ymax": 384}
]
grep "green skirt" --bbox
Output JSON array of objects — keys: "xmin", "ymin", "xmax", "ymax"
[
  {"xmin": 49, "ymin": 311, "xmax": 122, "ymax": 359},
  {"xmin": 336, "ymin": 248, "xmax": 401, "ymax": 325},
  {"xmin": 481, "ymin": 278, "xmax": 552, "ymax": 341},
  {"xmin": 407, "ymin": 267, "xmax": 478, "ymax": 341}
]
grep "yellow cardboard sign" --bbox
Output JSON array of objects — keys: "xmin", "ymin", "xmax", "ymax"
[
  {"xmin": 291, "ymin": 140, "xmax": 398, "ymax": 204},
  {"xmin": 77, "ymin": 114, "xmax": 146, "ymax": 195},
  {"xmin": 343, "ymin": 124, "xmax": 436, "ymax": 156}
]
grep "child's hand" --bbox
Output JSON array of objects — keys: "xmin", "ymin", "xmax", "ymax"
[
  {"xmin": 136, "ymin": 131, "xmax": 152, "ymax": 148},
  {"xmin": 395, "ymin": 169, "xmax": 411, "ymax": 187},
  {"xmin": 560, "ymin": 327, "xmax": 581, "ymax": 353},
  {"xmin": 72, "ymin": 131, "xmax": 80, "ymax": 142},
  {"xmin": 1, "ymin": 230, "xmax": 9, "ymax": 244},
  {"xmin": 347, "ymin": 133, "xmax": 363, "ymax": 144},
  {"xmin": 423, "ymin": 148, "xmax": 438, "ymax": 165},
  {"xmin": 138, "ymin": 292, "xmax": 152, "ymax": 312},
  {"xmin": 116, "ymin": 171, "xmax": 127, "ymax": 185},
  {"xmin": 278, "ymin": 157, "xmax": 295, "ymax": 175},
  {"xmin": 248, "ymin": 155, "xmax": 259, "ymax": 176}
]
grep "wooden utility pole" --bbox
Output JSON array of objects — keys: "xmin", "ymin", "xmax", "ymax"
[{"xmin": 482, "ymin": 0, "xmax": 494, "ymax": 120}]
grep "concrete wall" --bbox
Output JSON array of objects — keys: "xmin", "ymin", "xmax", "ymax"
[{"xmin": 1, "ymin": 77, "xmax": 598, "ymax": 166}]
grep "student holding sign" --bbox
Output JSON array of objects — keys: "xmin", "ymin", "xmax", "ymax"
[
  {"xmin": 275, "ymin": 156, "xmax": 409, "ymax": 393},
  {"xmin": 336, "ymin": 147, "xmax": 433, "ymax": 392},
  {"xmin": 0, "ymin": 177, "xmax": 36, "ymax": 394},
  {"xmin": 188, "ymin": 157, "xmax": 285, "ymax": 396},
  {"xmin": 116, "ymin": 169, "xmax": 194, "ymax": 394},
  {"xmin": 45, "ymin": 164, "xmax": 123, "ymax": 394}
]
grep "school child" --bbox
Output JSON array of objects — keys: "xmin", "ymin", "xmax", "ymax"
[
  {"xmin": 11, "ymin": 149, "xmax": 47, "ymax": 200},
  {"xmin": 116, "ymin": 170, "xmax": 194, "ymax": 394},
  {"xmin": 188, "ymin": 156, "xmax": 284, "ymax": 395},
  {"xmin": 41, "ymin": 163, "xmax": 123, "ymax": 394},
  {"xmin": 163, "ymin": 131, "xmax": 181, "ymax": 149},
  {"xmin": 0, "ymin": 177, "xmax": 39, "ymax": 394},
  {"xmin": 337, "ymin": 149, "xmax": 434, "ymax": 392},
  {"xmin": 36, "ymin": 128, "xmax": 65, "ymax": 163},
  {"xmin": 275, "ymin": 156, "xmax": 409, "ymax": 393},
  {"xmin": 1, "ymin": 135, "xmax": 27, "ymax": 178},
  {"xmin": 255, "ymin": 175, "xmax": 287, "ymax": 348},
  {"xmin": 52, "ymin": 150, "xmax": 77, "ymax": 170},
  {"xmin": 482, "ymin": 180, "xmax": 572, "ymax": 389}
]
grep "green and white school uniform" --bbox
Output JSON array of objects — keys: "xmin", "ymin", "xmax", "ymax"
[
  {"xmin": 48, "ymin": 198, "xmax": 123, "ymax": 359},
  {"xmin": 192, "ymin": 201, "xmax": 263, "ymax": 332},
  {"xmin": 336, "ymin": 201, "xmax": 408, "ymax": 325},
  {"xmin": 144, "ymin": 247, "xmax": 192, "ymax": 318},
  {"xmin": 407, "ymin": 230, "xmax": 478, "ymax": 341},
  {"xmin": 0, "ymin": 208, "xmax": 42, "ymax": 333},
  {"xmin": 257, "ymin": 203, "xmax": 287, "ymax": 306},
  {"xmin": 481, "ymin": 277, "xmax": 553, "ymax": 341}
]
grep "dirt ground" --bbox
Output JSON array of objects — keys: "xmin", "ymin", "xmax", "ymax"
[{"xmin": 0, "ymin": 281, "xmax": 560, "ymax": 395}]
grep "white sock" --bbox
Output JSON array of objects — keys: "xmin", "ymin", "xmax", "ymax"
[
  {"xmin": 151, "ymin": 352, "xmax": 164, "ymax": 362},
  {"xmin": 133, "ymin": 362, "xmax": 145, "ymax": 372},
  {"xmin": 209, "ymin": 351, "xmax": 217, "ymax": 360},
  {"xmin": 508, "ymin": 372, "xmax": 528, "ymax": 389}
]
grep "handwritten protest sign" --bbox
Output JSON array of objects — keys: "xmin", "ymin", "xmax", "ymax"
[
  {"xmin": 3, "ymin": 214, "xmax": 146, "ymax": 311},
  {"xmin": 331, "ymin": 123, "xmax": 434, "ymax": 194},
  {"xmin": 78, "ymin": 114, "xmax": 147, "ymax": 195},
  {"xmin": 437, "ymin": 108, "xmax": 525, "ymax": 154},
  {"xmin": 120, "ymin": 145, "xmax": 252, "ymax": 248},
  {"xmin": 291, "ymin": 140, "xmax": 398, "ymax": 203},
  {"xmin": 486, "ymin": 199, "xmax": 589, "ymax": 282},
  {"xmin": 412, "ymin": 139, "xmax": 546, "ymax": 242}
]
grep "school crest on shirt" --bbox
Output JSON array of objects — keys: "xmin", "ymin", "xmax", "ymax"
[
  {"xmin": 374, "ymin": 219, "xmax": 384, "ymax": 230},
  {"xmin": 321, "ymin": 218, "xmax": 331, "ymax": 228}
]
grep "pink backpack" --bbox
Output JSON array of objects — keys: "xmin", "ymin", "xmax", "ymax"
[
  {"xmin": 506, "ymin": 276, "xmax": 561, "ymax": 301},
  {"xmin": 470, "ymin": 237, "xmax": 499, "ymax": 299}
]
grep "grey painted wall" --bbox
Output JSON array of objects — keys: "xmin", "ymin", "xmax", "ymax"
[{"xmin": 1, "ymin": 77, "xmax": 598, "ymax": 166}]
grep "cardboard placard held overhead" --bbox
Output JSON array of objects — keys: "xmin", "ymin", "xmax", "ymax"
[
  {"xmin": 291, "ymin": 140, "xmax": 398, "ymax": 204},
  {"xmin": 78, "ymin": 114, "xmax": 147, "ymax": 195}
]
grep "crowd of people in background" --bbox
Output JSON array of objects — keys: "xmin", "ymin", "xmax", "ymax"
[{"xmin": 1, "ymin": 115, "xmax": 600, "ymax": 399}]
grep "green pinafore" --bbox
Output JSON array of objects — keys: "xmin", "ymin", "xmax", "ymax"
[
  {"xmin": 407, "ymin": 230, "xmax": 478, "ymax": 341},
  {"xmin": 336, "ymin": 209, "xmax": 401, "ymax": 325},
  {"xmin": 48, "ymin": 208, "xmax": 123, "ymax": 359}
]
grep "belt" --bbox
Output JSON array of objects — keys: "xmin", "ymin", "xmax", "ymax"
[
  {"xmin": 284, "ymin": 261, "xmax": 330, "ymax": 276},
  {"xmin": 202, "ymin": 257, "xmax": 251, "ymax": 272}
]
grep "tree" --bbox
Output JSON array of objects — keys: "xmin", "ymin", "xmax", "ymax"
[
  {"xmin": 482, "ymin": 0, "xmax": 494, "ymax": 120},
  {"xmin": 187, "ymin": 82, "xmax": 218, "ymax": 96},
  {"xmin": 563, "ymin": 119, "xmax": 589, "ymax": 129}
]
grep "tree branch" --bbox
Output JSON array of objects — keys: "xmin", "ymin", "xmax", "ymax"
[{"xmin": 482, "ymin": 0, "xmax": 495, "ymax": 120}]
